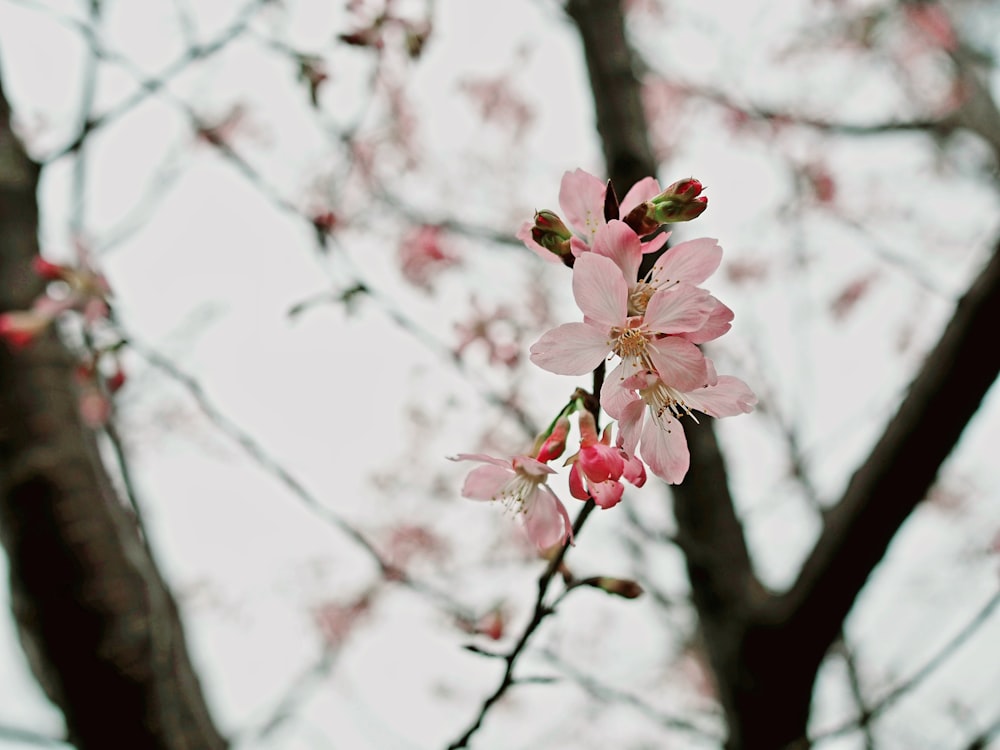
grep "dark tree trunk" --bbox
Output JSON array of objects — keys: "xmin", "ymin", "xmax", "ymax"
[{"xmin": 0, "ymin": 66, "xmax": 227, "ymax": 750}]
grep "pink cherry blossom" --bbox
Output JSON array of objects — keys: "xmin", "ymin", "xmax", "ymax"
[
  {"xmin": 566, "ymin": 411, "xmax": 643, "ymax": 509},
  {"xmin": 529, "ymin": 253, "xmax": 713, "ymax": 391},
  {"xmin": 518, "ymin": 169, "xmax": 667, "ymax": 261},
  {"xmin": 398, "ymin": 224, "xmax": 460, "ymax": 290},
  {"xmin": 605, "ymin": 366, "xmax": 756, "ymax": 484},
  {"xmin": 451, "ymin": 453, "xmax": 573, "ymax": 549}
]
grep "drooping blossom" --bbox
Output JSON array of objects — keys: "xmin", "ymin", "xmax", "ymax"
[
  {"xmin": 451, "ymin": 453, "xmax": 573, "ymax": 549},
  {"xmin": 517, "ymin": 168, "xmax": 666, "ymax": 262},
  {"xmin": 398, "ymin": 224, "xmax": 460, "ymax": 291},
  {"xmin": 566, "ymin": 411, "xmax": 645, "ymax": 509},
  {"xmin": 603, "ymin": 365, "xmax": 756, "ymax": 484},
  {"xmin": 529, "ymin": 252, "xmax": 713, "ymax": 392}
]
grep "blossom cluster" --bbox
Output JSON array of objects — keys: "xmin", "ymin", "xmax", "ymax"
[
  {"xmin": 453, "ymin": 169, "xmax": 755, "ymax": 550},
  {"xmin": 0, "ymin": 251, "xmax": 124, "ymax": 426}
]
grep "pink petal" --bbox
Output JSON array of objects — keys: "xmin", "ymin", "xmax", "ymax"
[
  {"xmin": 599, "ymin": 362, "xmax": 638, "ymax": 418},
  {"xmin": 620, "ymin": 177, "xmax": 661, "ymax": 216},
  {"xmin": 622, "ymin": 453, "xmax": 646, "ymax": 487},
  {"xmin": 572, "ymin": 253, "xmax": 628, "ymax": 329},
  {"xmin": 579, "ymin": 442, "xmax": 624, "ymax": 483},
  {"xmin": 512, "ymin": 455, "xmax": 557, "ymax": 477},
  {"xmin": 589, "ymin": 479, "xmax": 624, "ymax": 509},
  {"xmin": 616, "ymin": 399, "xmax": 646, "ymax": 457},
  {"xmin": 643, "ymin": 283, "xmax": 712, "ymax": 334},
  {"xmin": 523, "ymin": 485, "xmax": 572, "ymax": 549},
  {"xmin": 568, "ymin": 463, "xmax": 588, "ymax": 500},
  {"xmin": 570, "ymin": 236, "xmax": 591, "ymax": 257},
  {"xmin": 451, "ymin": 453, "xmax": 510, "ymax": 468},
  {"xmin": 461, "ymin": 464, "xmax": 514, "ymax": 501},
  {"xmin": 559, "ymin": 169, "xmax": 606, "ymax": 243},
  {"xmin": 529, "ymin": 322, "xmax": 612, "ymax": 375},
  {"xmin": 516, "ymin": 220, "xmax": 562, "ymax": 264},
  {"xmin": 647, "ymin": 337, "xmax": 709, "ymax": 392},
  {"xmin": 650, "ymin": 237, "xmax": 722, "ymax": 288},
  {"xmin": 680, "ymin": 297, "xmax": 733, "ymax": 344},
  {"xmin": 640, "ymin": 232, "xmax": 670, "ymax": 255},
  {"xmin": 640, "ymin": 413, "xmax": 690, "ymax": 484},
  {"xmin": 592, "ymin": 220, "xmax": 643, "ymax": 284},
  {"xmin": 682, "ymin": 376, "xmax": 757, "ymax": 418}
]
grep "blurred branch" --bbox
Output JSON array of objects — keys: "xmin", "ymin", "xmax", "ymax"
[
  {"xmin": 777, "ymin": 238, "xmax": 1000, "ymax": 655},
  {"xmin": 541, "ymin": 647, "xmax": 725, "ymax": 741},
  {"xmin": 814, "ymin": 589, "xmax": 1000, "ymax": 745},
  {"xmin": 0, "ymin": 57, "xmax": 227, "ymax": 750},
  {"xmin": 445, "ymin": 498, "xmax": 597, "ymax": 750}
]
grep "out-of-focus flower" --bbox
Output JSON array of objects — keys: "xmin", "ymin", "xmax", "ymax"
[
  {"xmin": 451, "ymin": 453, "xmax": 573, "ymax": 549},
  {"xmin": 399, "ymin": 224, "xmax": 460, "ymax": 291}
]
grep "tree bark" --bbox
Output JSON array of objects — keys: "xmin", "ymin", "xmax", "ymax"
[
  {"xmin": 0, "ymin": 66, "xmax": 227, "ymax": 750},
  {"xmin": 565, "ymin": 1, "xmax": 1000, "ymax": 747}
]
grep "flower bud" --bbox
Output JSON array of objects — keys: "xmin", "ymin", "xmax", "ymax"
[
  {"xmin": 621, "ymin": 202, "xmax": 662, "ymax": 237},
  {"xmin": 581, "ymin": 576, "xmax": 644, "ymax": 599},
  {"xmin": 32, "ymin": 256, "xmax": 68, "ymax": 281},
  {"xmin": 536, "ymin": 416, "xmax": 570, "ymax": 463},
  {"xmin": 529, "ymin": 210, "xmax": 572, "ymax": 258},
  {"xmin": 649, "ymin": 177, "xmax": 708, "ymax": 223}
]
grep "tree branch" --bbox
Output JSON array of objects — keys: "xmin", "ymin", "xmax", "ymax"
[{"xmin": 0, "ymin": 62, "xmax": 227, "ymax": 750}]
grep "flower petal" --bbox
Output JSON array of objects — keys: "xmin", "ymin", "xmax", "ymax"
[
  {"xmin": 682, "ymin": 376, "xmax": 758, "ymax": 418},
  {"xmin": 592, "ymin": 220, "xmax": 643, "ymax": 284},
  {"xmin": 529, "ymin": 322, "xmax": 612, "ymax": 375},
  {"xmin": 640, "ymin": 413, "xmax": 690, "ymax": 484},
  {"xmin": 523, "ymin": 485, "xmax": 572, "ymax": 549},
  {"xmin": 616, "ymin": 399, "xmax": 646, "ymax": 457},
  {"xmin": 572, "ymin": 253, "xmax": 628, "ymax": 329},
  {"xmin": 680, "ymin": 297, "xmax": 733, "ymax": 344},
  {"xmin": 647, "ymin": 336, "xmax": 709, "ymax": 392},
  {"xmin": 600, "ymin": 362, "xmax": 638, "ymax": 418},
  {"xmin": 620, "ymin": 177, "xmax": 661, "ymax": 216},
  {"xmin": 650, "ymin": 237, "xmax": 722, "ymax": 288},
  {"xmin": 516, "ymin": 220, "xmax": 562, "ymax": 264},
  {"xmin": 643, "ymin": 283, "xmax": 712, "ymax": 334},
  {"xmin": 589, "ymin": 479, "xmax": 624, "ymax": 509},
  {"xmin": 461, "ymin": 464, "xmax": 513, "ymax": 501},
  {"xmin": 559, "ymin": 169, "xmax": 607, "ymax": 244},
  {"xmin": 450, "ymin": 453, "xmax": 510, "ymax": 468}
]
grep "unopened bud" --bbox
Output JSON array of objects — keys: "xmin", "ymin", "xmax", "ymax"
[
  {"xmin": 530, "ymin": 210, "xmax": 572, "ymax": 258},
  {"xmin": 622, "ymin": 202, "xmax": 662, "ymax": 237},
  {"xmin": 536, "ymin": 416, "xmax": 570, "ymax": 463},
  {"xmin": 581, "ymin": 576, "xmax": 644, "ymax": 599},
  {"xmin": 650, "ymin": 177, "xmax": 708, "ymax": 223},
  {"xmin": 32, "ymin": 257, "xmax": 68, "ymax": 281}
]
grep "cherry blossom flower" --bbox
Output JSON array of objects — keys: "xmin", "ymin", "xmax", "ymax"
[
  {"xmin": 517, "ymin": 168, "xmax": 667, "ymax": 262},
  {"xmin": 566, "ymin": 411, "xmax": 645, "ymax": 509},
  {"xmin": 451, "ymin": 453, "xmax": 573, "ymax": 549},
  {"xmin": 589, "ymin": 222, "xmax": 734, "ymax": 344},
  {"xmin": 398, "ymin": 224, "xmax": 459, "ymax": 290},
  {"xmin": 529, "ymin": 252, "xmax": 713, "ymax": 392},
  {"xmin": 604, "ymin": 365, "xmax": 756, "ymax": 484}
]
